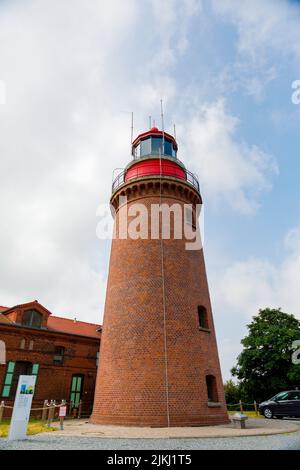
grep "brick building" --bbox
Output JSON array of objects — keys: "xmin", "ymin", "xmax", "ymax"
[{"xmin": 0, "ymin": 300, "xmax": 101, "ymax": 416}]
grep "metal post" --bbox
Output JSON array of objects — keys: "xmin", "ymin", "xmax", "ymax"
[
  {"xmin": 78, "ymin": 400, "xmax": 82, "ymax": 419},
  {"xmin": 69, "ymin": 400, "xmax": 73, "ymax": 417},
  {"xmin": 254, "ymin": 400, "xmax": 258, "ymax": 416},
  {"xmin": 41, "ymin": 400, "xmax": 48, "ymax": 423},
  {"xmin": 0, "ymin": 401, "xmax": 4, "ymax": 424},
  {"xmin": 47, "ymin": 400, "xmax": 55, "ymax": 427},
  {"xmin": 239, "ymin": 400, "xmax": 243, "ymax": 413}
]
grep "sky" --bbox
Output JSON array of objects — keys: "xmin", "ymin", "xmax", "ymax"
[{"xmin": 0, "ymin": 0, "xmax": 299, "ymax": 380}]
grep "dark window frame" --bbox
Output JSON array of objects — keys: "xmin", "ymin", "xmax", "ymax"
[
  {"xmin": 206, "ymin": 374, "xmax": 218, "ymax": 403},
  {"xmin": 198, "ymin": 306, "xmax": 209, "ymax": 330},
  {"xmin": 53, "ymin": 346, "xmax": 65, "ymax": 365},
  {"xmin": 22, "ymin": 309, "xmax": 43, "ymax": 328}
]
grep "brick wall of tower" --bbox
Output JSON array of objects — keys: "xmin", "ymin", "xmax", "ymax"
[{"xmin": 91, "ymin": 178, "xmax": 229, "ymax": 426}]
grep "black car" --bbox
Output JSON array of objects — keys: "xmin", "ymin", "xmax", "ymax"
[{"xmin": 259, "ymin": 390, "xmax": 300, "ymax": 419}]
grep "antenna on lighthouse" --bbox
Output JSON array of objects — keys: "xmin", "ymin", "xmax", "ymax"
[
  {"xmin": 160, "ymin": 99, "xmax": 165, "ymax": 133},
  {"xmin": 149, "ymin": 116, "xmax": 152, "ymax": 129},
  {"xmin": 160, "ymin": 99, "xmax": 165, "ymax": 153},
  {"xmin": 131, "ymin": 112, "xmax": 134, "ymax": 143},
  {"xmin": 130, "ymin": 112, "xmax": 134, "ymax": 157},
  {"xmin": 173, "ymin": 123, "xmax": 177, "ymax": 140}
]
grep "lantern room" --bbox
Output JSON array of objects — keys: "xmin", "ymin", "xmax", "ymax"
[
  {"xmin": 112, "ymin": 126, "xmax": 200, "ymax": 195},
  {"xmin": 132, "ymin": 127, "xmax": 178, "ymax": 159}
]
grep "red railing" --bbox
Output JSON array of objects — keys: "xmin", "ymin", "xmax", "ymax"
[{"xmin": 112, "ymin": 166, "xmax": 200, "ymax": 193}]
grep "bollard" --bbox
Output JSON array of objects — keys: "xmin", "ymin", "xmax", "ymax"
[
  {"xmin": 41, "ymin": 400, "xmax": 48, "ymax": 423},
  {"xmin": 0, "ymin": 401, "xmax": 4, "ymax": 424},
  {"xmin": 232, "ymin": 412, "xmax": 248, "ymax": 429},
  {"xmin": 239, "ymin": 400, "xmax": 244, "ymax": 413},
  {"xmin": 254, "ymin": 400, "xmax": 258, "ymax": 416},
  {"xmin": 78, "ymin": 400, "xmax": 82, "ymax": 419}
]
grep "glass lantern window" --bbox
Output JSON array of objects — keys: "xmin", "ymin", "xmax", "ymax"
[
  {"xmin": 133, "ymin": 136, "xmax": 177, "ymax": 159},
  {"xmin": 133, "ymin": 143, "xmax": 140, "ymax": 159},
  {"xmin": 140, "ymin": 138, "xmax": 151, "ymax": 156},
  {"xmin": 151, "ymin": 137, "xmax": 163, "ymax": 155},
  {"xmin": 163, "ymin": 139, "xmax": 173, "ymax": 156}
]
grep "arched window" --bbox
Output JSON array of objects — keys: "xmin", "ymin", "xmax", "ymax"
[
  {"xmin": 29, "ymin": 340, "xmax": 34, "ymax": 350},
  {"xmin": 0, "ymin": 340, "xmax": 5, "ymax": 365},
  {"xmin": 198, "ymin": 306, "xmax": 208, "ymax": 329},
  {"xmin": 20, "ymin": 339, "xmax": 25, "ymax": 349},
  {"xmin": 22, "ymin": 310, "xmax": 43, "ymax": 328},
  {"xmin": 206, "ymin": 375, "xmax": 218, "ymax": 403}
]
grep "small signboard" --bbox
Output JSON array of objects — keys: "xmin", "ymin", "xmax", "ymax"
[
  {"xmin": 8, "ymin": 375, "xmax": 36, "ymax": 441},
  {"xmin": 59, "ymin": 405, "xmax": 67, "ymax": 417}
]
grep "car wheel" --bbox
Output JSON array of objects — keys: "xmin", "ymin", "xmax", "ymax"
[{"xmin": 263, "ymin": 407, "xmax": 273, "ymax": 419}]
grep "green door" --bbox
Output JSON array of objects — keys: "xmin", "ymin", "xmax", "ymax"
[{"xmin": 70, "ymin": 375, "xmax": 84, "ymax": 408}]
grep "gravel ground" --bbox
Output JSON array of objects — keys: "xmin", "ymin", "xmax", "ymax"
[{"xmin": 1, "ymin": 431, "xmax": 300, "ymax": 450}]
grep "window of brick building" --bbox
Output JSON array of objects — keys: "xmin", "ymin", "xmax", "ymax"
[
  {"xmin": 1, "ymin": 362, "xmax": 39, "ymax": 398},
  {"xmin": 20, "ymin": 339, "xmax": 25, "ymax": 349},
  {"xmin": 198, "ymin": 306, "xmax": 209, "ymax": 329},
  {"xmin": 29, "ymin": 340, "xmax": 34, "ymax": 350},
  {"xmin": 22, "ymin": 310, "xmax": 43, "ymax": 328},
  {"xmin": 32, "ymin": 363, "xmax": 39, "ymax": 376},
  {"xmin": 2, "ymin": 361, "xmax": 15, "ymax": 397},
  {"xmin": 53, "ymin": 346, "xmax": 65, "ymax": 365},
  {"xmin": 206, "ymin": 375, "xmax": 218, "ymax": 403},
  {"xmin": 70, "ymin": 375, "xmax": 84, "ymax": 408}
]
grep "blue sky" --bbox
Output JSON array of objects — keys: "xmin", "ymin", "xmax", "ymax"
[{"xmin": 0, "ymin": 0, "xmax": 299, "ymax": 380}]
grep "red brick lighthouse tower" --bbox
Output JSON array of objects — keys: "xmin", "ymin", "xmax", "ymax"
[{"xmin": 91, "ymin": 126, "xmax": 229, "ymax": 426}]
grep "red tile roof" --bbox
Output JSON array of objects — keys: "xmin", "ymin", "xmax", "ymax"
[
  {"xmin": 0, "ymin": 302, "xmax": 101, "ymax": 338},
  {"xmin": 47, "ymin": 316, "xmax": 101, "ymax": 339}
]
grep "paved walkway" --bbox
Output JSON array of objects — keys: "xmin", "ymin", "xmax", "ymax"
[
  {"xmin": 51, "ymin": 417, "xmax": 300, "ymax": 438},
  {"xmin": 1, "ymin": 431, "xmax": 300, "ymax": 450}
]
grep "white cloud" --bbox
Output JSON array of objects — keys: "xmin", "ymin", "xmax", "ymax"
[
  {"xmin": 218, "ymin": 338, "xmax": 244, "ymax": 382},
  {"xmin": 212, "ymin": 0, "xmax": 300, "ymax": 62},
  {"xmin": 180, "ymin": 100, "xmax": 278, "ymax": 213},
  {"xmin": 215, "ymin": 226, "xmax": 300, "ymax": 320},
  {"xmin": 149, "ymin": 0, "xmax": 202, "ymax": 65},
  {"xmin": 211, "ymin": 226, "xmax": 300, "ymax": 378},
  {"xmin": 0, "ymin": 0, "xmax": 202, "ymax": 321},
  {"xmin": 212, "ymin": 0, "xmax": 300, "ymax": 100}
]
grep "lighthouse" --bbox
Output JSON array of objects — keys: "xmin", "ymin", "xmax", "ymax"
[{"xmin": 91, "ymin": 126, "xmax": 229, "ymax": 426}]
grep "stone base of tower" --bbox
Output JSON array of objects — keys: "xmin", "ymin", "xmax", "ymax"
[{"xmin": 90, "ymin": 412, "xmax": 230, "ymax": 427}]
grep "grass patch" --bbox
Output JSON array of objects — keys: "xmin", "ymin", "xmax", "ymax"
[{"xmin": 0, "ymin": 419, "xmax": 56, "ymax": 438}]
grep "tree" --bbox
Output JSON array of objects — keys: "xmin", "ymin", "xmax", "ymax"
[
  {"xmin": 223, "ymin": 379, "xmax": 242, "ymax": 405},
  {"xmin": 231, "ymin": 308, "xmax": 300, "ymax": 402}
]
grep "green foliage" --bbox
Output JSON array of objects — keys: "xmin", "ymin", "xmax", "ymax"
[
  {"xmin": 223, "ymin": 379, "xmax": 242, "ymax": 404},
  {"xmin": 231, "ymin": 308, "xmax": 300, "ymax": 402}
]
